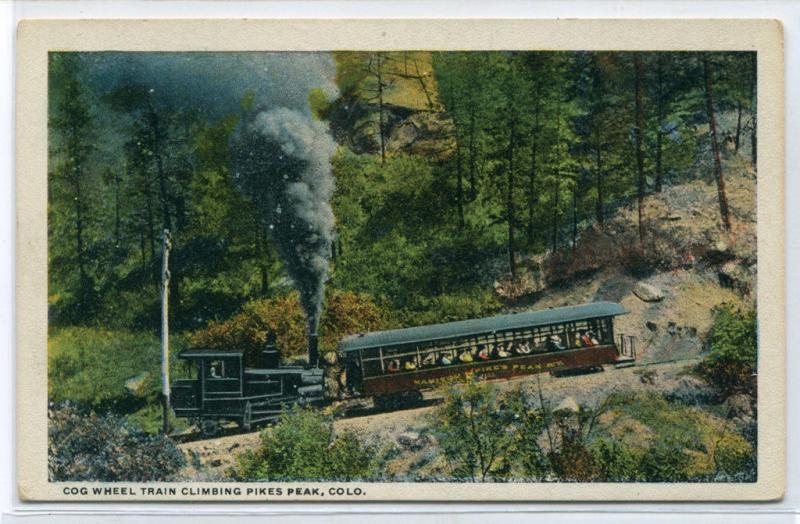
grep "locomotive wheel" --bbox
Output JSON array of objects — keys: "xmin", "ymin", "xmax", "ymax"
[
  {"xmin": 373, "ymin": 395, "xmax": 387, "ymax": 411},
  {"xmin": 199, "ymin": 418, "xmax": 219, "ymax": 437},
  {"xmin": 240, "ymin": 401, "xmax": 253, "ymax": 433},
  {"xmin": 401, "ymin": 390, "xmax": 423, "ymax": 406},
  {"xmin": 374, "ymin": 391, "xmax": 423, "ymax": 411}
]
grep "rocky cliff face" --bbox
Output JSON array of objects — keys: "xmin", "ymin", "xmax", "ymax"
[{"xmin": 324, "ymin": 52, "xmax": 456, "ymax": 160}]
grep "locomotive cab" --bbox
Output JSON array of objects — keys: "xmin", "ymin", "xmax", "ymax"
[
  {"xmin": 171, "ymin": 347, "xmax": 324, "ymax": 434},
  {"xmin": 172, "ymin": 350, "xmax": 248, "ymax": 424}
]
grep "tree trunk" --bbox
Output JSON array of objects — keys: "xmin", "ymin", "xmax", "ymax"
[
  {"xmin": 571, "ymin": 178, "xmax": 578, "ymax": 251},
  {"xmin": 71, "ymin": 169, "xmax": 87, "ymax": 287},
  {"xmin": 148, "ymin": 106, "xmax": 172, "ymax": 232},
  {"xmin": 634, "ymin": 55, "xmax": 646, "ymax": 244},
  {"xmin": 376, "ymin": 54, "xmax": 386, "ymax": 165},
  {"xmin": 139, "ymin": 230, "xmax": 146, "ymax": 273},
  {"xmin": 527, "ymin": 91, "xmax": 540, "ymax": 245},
  {"xmin": 160, "ymin": 229, "xmax": 172, "ymax": 435},
  {"xmin": 735, "ymin": 100, "xmax": 742, "ymax": 153},
  {"xmin": 466, "ymin": 55, "xmax": 479, "ymax": 199},
  {"xmin": 507, "ymin": 114, "xmax": 517, "ymax": 278},
  {"xmin": 257, "ymin": 229, "xmax": 270, "ymax": 296},
  {"xmin": 750, "ymin": 53, "xmax": 757, "ymax": 168},
  {"xmin": 527, "ymin": 133, "xmax": 538, "ymax": 246},
  {"xmin": 144, "ymin": 182, "xmax": 158, "ymax": 287},
  {"xmin": 703, "ymin": 55, "xmax": 732, "ymax": 231},
  {"xmin": 456, "ymin": 140, "xmax": 465, "ymax": 229},
  {"xmin": 114, "ymin": 166, "xmax": 122, "ymax": 248},
  {"xmin": 412, "ymin": 57, "xmax": 434, "ymax": 109},
  {"xmin": 450, "ymin": 81, "xmax": 465, "ymax": 229},
  {"xmin": 551, "ymin": 103, "xmax": 561, "ymax": 253},
  {"xmin": 595, "ymin": 144, "xmax": 604, "ymax": 227},
  {"xmin": 654, "ymin": 54, "xmax": 665, "ymax": 193}
]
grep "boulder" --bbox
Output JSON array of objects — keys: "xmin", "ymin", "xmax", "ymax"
[
  {"xmin": 724, "ymin": 394, "xmax": 754, "ymax": 419},
  {"xmin": 633, "ymin": 282, "xmax": 665, "ymax": 302},
  {"xmin": 638, "ymin": 369, "xmax": 658, "ymax": 385},
  {"xmin": 397, "ymin": 431, "xmax": 431, "ymax": 452},
  {"xmin": 718, "ymin": 260, "xmax": 753, "ymax": 294},
  {"xmin": 664, "ymin": 376, "xmax": 716, "ymax": 406},
  {"xmin": 555, "ymin": 396, "xmax": 580, "ymax": 413},
  {"xmin": 124, "ymin": 372, "xmax": 150, "ymax": 396}
]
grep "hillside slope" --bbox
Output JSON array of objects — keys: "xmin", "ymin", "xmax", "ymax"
[{"xmin": 499, "ymin": 155, "xmax": 756, "ymax": 364}]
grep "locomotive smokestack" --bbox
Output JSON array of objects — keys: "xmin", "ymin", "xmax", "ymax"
[{"xmin": 308, "ymin": 332, "xmax": 319, "ymax": 369}]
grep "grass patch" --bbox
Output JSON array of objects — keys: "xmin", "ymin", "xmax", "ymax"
[{"xmin": 48, "ymin": 326, "xmax": 188, "ymax": 418}]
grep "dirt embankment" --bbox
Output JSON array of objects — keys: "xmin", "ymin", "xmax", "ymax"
[{"xmin": 177, "ymin": 359, "xmax": 702, "ymax": 480}]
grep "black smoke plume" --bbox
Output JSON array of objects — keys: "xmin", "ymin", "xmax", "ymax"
[{"xmin": 231, "ymin": 107, "xmax": 337, "ymax": 334}]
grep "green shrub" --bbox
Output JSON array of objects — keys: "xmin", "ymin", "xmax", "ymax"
[
  {"xmin": 512, "ymin": 403, "xmax": 549, "ymax": 480},
  {"xmin": 698, "ymin": 304, "xmax": 757, "ymax": 397},
  {"xmin": 190, "ymin": 289, "xmax": 387, "ymax": 364},
  {"xmin": 231, "ymin": 406, "xmax": 373, "ymax": 481},
  {"xmin": 638, "ymin": 438, "xmax": 693, "ymax": 482},
  {"xmin": 49, "ymin": 404, "xmax": 185, "ymax": 481},
  {"xmin": 548, "ymin": 425, "xmax": 599, "ymax": 482},
  {"xmin": 589, "ymin": 438, "xmax": 641, "ymax": 482},
  {"xmin": 715, "ymin": 431, "xmax": 755, "ymax": 480},
  {"xmin": 597, "ymin": 391, "xmax": 755, "ymax": 481},
  {"xmin": 434, "ymin": 380, "xmax": 522, "ymax": 482}
]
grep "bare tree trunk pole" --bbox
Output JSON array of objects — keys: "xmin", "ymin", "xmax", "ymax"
[
  {"xmin": 376, "ymin": 54, "xmax": 386, "ymax": 165},
  {"xmin": 634, "ymin": 55, "xmax": 646, "ymax": 245},
  {"xmin": 161, "ymin": 229, "xmax": 172, "ymax": 435},
  {"xmin": 750, "ymin": 53, "xmax": 757, "ymax": 169},
  {"xmin": 703, "ymin": 56, "xmax": 732, "ymax": 231},
  {"xmin": 507, "ymin": 114, "xmax": 517, "ymax": 278}
]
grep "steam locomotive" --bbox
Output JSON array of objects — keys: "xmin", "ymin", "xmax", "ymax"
[{"xmin": 172, "ymin": 301, "xmax": 635, "ymax": 433}]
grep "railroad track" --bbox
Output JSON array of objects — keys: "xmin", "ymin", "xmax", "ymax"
[{"xmin": 172, "ymin": 356, "xmax": 701, "ymax": 444}]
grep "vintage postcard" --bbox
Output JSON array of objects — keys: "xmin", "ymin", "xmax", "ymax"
[{"xmin": 16, "ymin": 19, "xmax": 784, "ymax": 501}]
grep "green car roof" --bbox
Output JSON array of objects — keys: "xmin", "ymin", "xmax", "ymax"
[
  {"xmin": 179, "ymin": 350, "xmax": 244, "ymax": 359},
  {"xmin": 340, "ymin": 301, "xmax": 626, "ymax": 353}
]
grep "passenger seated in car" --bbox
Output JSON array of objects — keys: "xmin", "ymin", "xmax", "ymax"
[
  {"xmin": 496, "ymin": 344, "xmax": 512, "ymax": 358},
  {"xmin": 421, "ymin": 352, "xmax": 436, "ymax": 367},
  {"xmin": 477, "ymin": 345, "xmax": 491, "ymax": 361},
  {"xmin": 588, "ymin": 330, "xmax": 600, "ymax": 345},
  {"xmin": 515, "ymin": 341, "xmax": 533, "ymax": 354},
  {"xmin": 458, "ymin": 350, "xmax": 474, "ymax": 363},
  {"xmin": 439, "ymin": 353, "xmax": 453, "ymax": 365},
  {"xmin": 581, "ymin": 331, "xmax": 595, "ymax": 347},
  {"xmin": 403, "ymin": 359, "xmax": 417, "ymax": 371},
  {"xmin": 387, "ymin": 359, "xmax": 401, "ymax": 373},
  {"xmin": 548, "ymin": 335, "xmax": 566, "ymax": 351}
]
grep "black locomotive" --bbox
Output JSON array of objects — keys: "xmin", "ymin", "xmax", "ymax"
[{"xmin": 171, "ymin": 334, "xmax": 324, "ymax": 434}]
